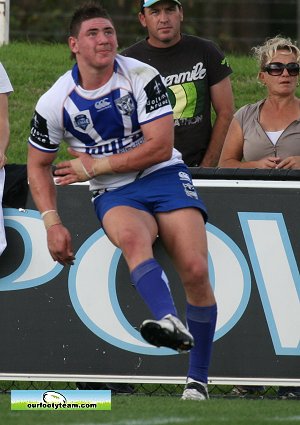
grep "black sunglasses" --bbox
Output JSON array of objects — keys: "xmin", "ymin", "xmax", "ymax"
[{"xmin": 262, "ymin": 62, "xmax": 300, "ymax": 76}]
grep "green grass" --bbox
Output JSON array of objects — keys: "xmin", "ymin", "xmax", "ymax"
[
  {"xmin": 1, "ymin": 393, "xmax": 300, "ymax": 425},
  {"xmin": 0, "ymin": 42, "xmax": 71, "ymax": 164},
  {"xmin": 1, "ymin": 41, "xmax": 300, "ymax": 165},
  {"xmin": 2, "ymin": 41, "xmax": 297, "ymax": 165}
]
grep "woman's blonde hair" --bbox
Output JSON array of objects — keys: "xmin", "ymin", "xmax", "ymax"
[{"xmin": 252, "ymin": 35, "xmax": 300, "ymax": 70}]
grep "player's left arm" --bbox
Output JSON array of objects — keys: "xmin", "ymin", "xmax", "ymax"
[
  {"xmin": 200, "ymin": 76, "xmax": 234, "ymax": 167},
  {"xmin": 54, "ymin": 113, "xmax": 174, "ymax": 185}
]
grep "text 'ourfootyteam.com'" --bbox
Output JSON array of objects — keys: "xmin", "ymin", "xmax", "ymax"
[{"xmin": 27, "ymin": 402, "xmax": 97, "ymax": 410}]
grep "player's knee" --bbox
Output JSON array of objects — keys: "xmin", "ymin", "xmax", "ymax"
[
  {"xmin": 183, "ymin": 256, "xmax": 209, "ymax": 288},
  {"xmin": 191, "ymin": 256, "xmax": 208, "ymax": 278},
  {"xmin": 184, "ymin": 275, "xmax": 211, "ymax": 302},
  {"xmin": 118, "ymin": 229, "xmax": 146, "ymax": 256}
]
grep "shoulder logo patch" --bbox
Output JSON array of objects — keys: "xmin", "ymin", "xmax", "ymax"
[{"xmin": 144, "ymin": 75, "xmax": 170, "ymax": 113}]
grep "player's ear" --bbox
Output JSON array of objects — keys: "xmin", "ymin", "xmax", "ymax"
[{"xmin": 68, "ymin": 36, "xmax": 78, "ymax": 55}]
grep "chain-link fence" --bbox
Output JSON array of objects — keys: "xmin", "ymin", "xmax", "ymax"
[
  {"xmin": 7, "ymin": 0, "xmax": 300, "ymax": 53},
  {"xmin": 0, "ymin": 381, "xmax": 294, "ymax": 399}
]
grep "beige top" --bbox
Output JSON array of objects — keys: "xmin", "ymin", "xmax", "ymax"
[{"xmin": 235, "ymin": 99, "xmax": 300, "ymax": 160}]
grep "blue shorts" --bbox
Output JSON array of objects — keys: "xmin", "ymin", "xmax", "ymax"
[{"xmin": 93, "ymin": 164, "xmax": 208, "ymax": 223}]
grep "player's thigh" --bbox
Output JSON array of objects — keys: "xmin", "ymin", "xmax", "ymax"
[
  {"xmin": 102, "ymin": 205, "xmax": 158, "ymax": 248},
  {"xmin": 156, "ymin": 208, "xmax": 208, "ymax": 266}
]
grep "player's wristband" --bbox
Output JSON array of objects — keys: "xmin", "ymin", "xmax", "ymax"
[
  {"xmin": 91, "ymin": 157, "xmax": 113, "ymax": 176},
  {"xmin": 70, "ymin": 158, "xmax": 93, "ymax": 181},
  {"xmin": 41, "ymin": 210, "xmax": 62, "ymax": 230},
  {"xmin": 70, "ymin": 157, "xmax": 113, "ymax": 181}
]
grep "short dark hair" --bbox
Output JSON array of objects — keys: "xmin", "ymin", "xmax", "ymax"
[{"xmin": 69, "ymin": 1, "xmax": 112, "ymax": 37}]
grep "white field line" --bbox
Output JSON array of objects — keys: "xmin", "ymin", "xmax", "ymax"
[
  {"xmin": 46, "ymin": 415, "xmax": 300, "ymax": 425},
  {"xmin": 53, "ymin": 418, "xmax": 198, "ymax": 425}
]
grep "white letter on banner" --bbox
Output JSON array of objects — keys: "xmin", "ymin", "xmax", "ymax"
[
  {"xmin": 239, "ymin": 212, "xmax": 300, "ymax": 355},
  {"xmin": 206, "ymin": 224, "xmax": 251, "ymax": 340}
]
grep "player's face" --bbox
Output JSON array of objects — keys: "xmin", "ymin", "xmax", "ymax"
[
  {"xmin": 139, "ymin": 1, "xmax": 183, "ymax": 48},
  {"xmin": 69, "ymin": 18, "xmax": 118, "ymax": 70}
]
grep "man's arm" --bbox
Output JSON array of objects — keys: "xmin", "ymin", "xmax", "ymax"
[
  {"xmin": 111, "ymin": 114, "xmax": 174, "ymax": 172},
  {"xmin": 27, "ymin": 145, "xmax": 75, "ymax": 265},
  {"xmin": 0, "ymin": 93, "xmax": 10, "ymax": 168},
  {"xmin": 200, "ymin": 77, "xmax": 234, "ymax": 167},
  {"xmin": 54, "ymin": 114, "xmax": 174, "ymax": 184}
]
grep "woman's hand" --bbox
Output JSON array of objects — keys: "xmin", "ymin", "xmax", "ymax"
[
  {"xmin": 276, "ymin": 156, "xmax": 300, "ymax": 169},
  {"xmin": 254, "ymin": 156, "xmax": 281, "ymax": 169}
]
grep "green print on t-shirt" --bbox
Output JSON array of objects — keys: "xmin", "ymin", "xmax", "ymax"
[{"xmin": 167, "ymin": 81, "xmax": 205, "ymax": 119}]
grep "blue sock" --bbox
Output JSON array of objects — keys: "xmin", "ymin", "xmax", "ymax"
[
  {"xmin": 186, "ymin": 303, "xmax": 217, "ymax": 384},
  {"xmin": 130, "ymin": 258, "xmax": 177, "ymax": 320}
]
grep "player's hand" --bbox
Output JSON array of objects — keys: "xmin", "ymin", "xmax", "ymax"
[
  {"xmin": 275, "ymin": 156, "xmax": 300, "ymax": 170},
  {"xmin": 54, "ymin": 148, "xmax": 95, "ymax": 185},
  {"xmin": 46, "ymin": 224, "xmax": 75, "ymax": 266}
]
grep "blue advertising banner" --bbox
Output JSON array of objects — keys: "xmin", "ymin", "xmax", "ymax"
[{"xmin": 1, "ymin": 177, "xmax": 299, "ymax": 385}]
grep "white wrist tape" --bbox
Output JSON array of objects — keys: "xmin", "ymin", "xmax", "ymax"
[
  {"xmin": 41, "ymin": 210, "xmax": 62, "ymax": 230},
  {"xmin": 91, "ymin": 157, "xmax": 113, "ymax": 176},
  {"xmin": 70, "ymin": 157, "xmax": 113, "ymax": 181},
  {"xmin": 70, "ymin": 158, "xmax": 93, "ymax": 181}
]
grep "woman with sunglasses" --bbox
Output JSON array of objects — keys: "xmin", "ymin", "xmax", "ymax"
[
  {"xmin": 219, "ymin": 35, "xmax": 300, "ymax": 170},
  {"xmin": 219, "ymin": 35, "xmax": 300, "ymax": 400}
]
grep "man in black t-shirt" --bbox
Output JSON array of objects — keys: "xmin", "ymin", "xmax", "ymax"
[{"xmin": 122, "ymin": 0, "xmax": 234, "ymax": 167}]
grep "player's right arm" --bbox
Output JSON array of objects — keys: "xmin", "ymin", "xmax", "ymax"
[{"xmin": 27, "ymin": 139, "xmax": 75, "ymax": 266}]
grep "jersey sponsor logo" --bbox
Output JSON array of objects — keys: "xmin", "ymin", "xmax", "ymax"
[
  {"xmin": 71, "ymin": 110, "xmax": 93, "ymax": 133},
  {"xmin": 85, "ymin": 132, "xmax": 143, "ymax": 155},
  {"xmin": 115, "ymin": 94, "xmax": 135, "ymax": 116},
  {"xmin": 30, "ymin": 111, "xmax": 52, "ymax": 148},
  {"xmin": 144, "ymin": 75, "xmax": 169, "ymax": 113},
  {"xmin": 95, "ymin": 98, "xmax": 111, "ymax": 111},
  {"xmin": 163, "ymin": 62, "xmax": 207, "ymax": 87}
]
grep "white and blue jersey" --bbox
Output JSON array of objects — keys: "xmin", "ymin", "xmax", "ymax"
[{"xmin": 29, "ymin": 54, "xmax": 183, "ymax": 191}]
